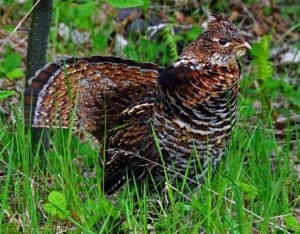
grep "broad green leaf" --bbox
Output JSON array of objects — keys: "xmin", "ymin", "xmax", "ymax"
[
  {"xmin": 284, "ymin": 215, "xmax": 300, "ymax": 231},
  {"xmin": 185, "ymin": 26, "xmax": 202, "ymax": 41},
  {"xmin": 6, "ymin": 68, "xmax": 24, "ymax": 80},
  {"xmin": 105, "ymin": 0, "xmax": 143, "ymax": 8},
  {"xmin": 84, "ymin": 198, "xmax": 119, "ymax": 228},
  {"xmin": 0, "ymin": 91, "xmax": 16, "ymax": 100},
  {"xmin": 43, "ymin": 203, "xmax": 59, "ymax": 216},
  {"xmin": 289, "ymin": 90, "xmax": 300, "ymax": 107},
  {"xmin": 43, "ymin": 191, "xmax": 68, "ymax": 219},
  {"xmin": 0, "ymin": 67, "xmax": 6, "ymax": 78},
  {"xmin": 55, "ymin": 1, "xmax": 95, "ymax": 30},
  {"xmin": 2, "ymin": 52, "xmax": 22, "ymax": 72}
]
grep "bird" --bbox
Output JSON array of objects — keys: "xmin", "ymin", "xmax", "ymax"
[{"xmin": 24, "ymin": 13, "xmax": 251, "ymax": 195}]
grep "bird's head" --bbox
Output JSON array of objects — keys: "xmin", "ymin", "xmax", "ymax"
[{"xmin": 182, "ymin": 13, "xmax": 251, "ymax": 65}]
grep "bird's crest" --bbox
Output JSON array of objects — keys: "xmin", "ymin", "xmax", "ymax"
[{"xmin": 207, "ymin": 12, "xmax": 238, "ymax": 33}]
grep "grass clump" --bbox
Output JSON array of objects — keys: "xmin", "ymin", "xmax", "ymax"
[{"xmin": 1, "ymin": 105, "xmax": 299, "ymax": 232}]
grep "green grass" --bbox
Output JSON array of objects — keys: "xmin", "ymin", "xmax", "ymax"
[
  {"xmin": 1, "ymin": 0, "xmax": 300, "ymax": 233},
  {"xmin": 0, "ymin": 100, "xmax": 299, "ymax": 233}
]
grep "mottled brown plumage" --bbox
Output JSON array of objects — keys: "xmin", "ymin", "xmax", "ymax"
[
  {"xmin": 24, "ymin": 56, "xmax": 159, "ymax": 139},
  {"xmin": 24, "ymin": 13, "xmax": 250, "ymax": 194}
]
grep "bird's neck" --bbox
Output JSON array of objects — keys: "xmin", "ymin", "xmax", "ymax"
[
  {"xmin": 153, "ymin": 59, "xmax": 240, "ymax": 149},
  {"xmin": 157, "ymin": 57, "xmax": 240, "ymax": 103}
]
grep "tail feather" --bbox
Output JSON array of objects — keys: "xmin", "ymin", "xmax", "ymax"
[{"xmin": 24, "ymin": 56, "xmax": 159, "ymax": 138}]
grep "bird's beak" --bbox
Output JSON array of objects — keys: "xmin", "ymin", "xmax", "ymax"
[
  {"xmin": 234, "ymin": 41, "xmax": 251, "ymax": 57},
  {"xmin": 242, "ymin": 41, "xmax": 251, "ymax": 50},
  {"xmin": 235, "ymin": 41, "xmax": 251, "ymax": 50}
]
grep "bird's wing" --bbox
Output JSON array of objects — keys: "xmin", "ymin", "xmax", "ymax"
[
  {"xmin": 24, "ymin": 56, "xmax": 159, "ymax": 139},
  {"xmin": 103, "ymin": 98, "xmax": 158, "ymax": 194}
]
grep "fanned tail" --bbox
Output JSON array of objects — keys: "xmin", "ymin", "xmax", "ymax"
[{"xmin": 24, "ymin": 56, "xmax": 159, "ymax": 139}]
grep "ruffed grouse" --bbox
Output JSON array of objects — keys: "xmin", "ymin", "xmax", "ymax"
[{"xmin": 24, "ymin": 13, "xmax": 250, "ymax": 194}]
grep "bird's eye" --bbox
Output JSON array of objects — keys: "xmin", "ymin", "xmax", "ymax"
[{"xmin": 219, "ymin": 38, "xmax": 227, "ymax": 45}]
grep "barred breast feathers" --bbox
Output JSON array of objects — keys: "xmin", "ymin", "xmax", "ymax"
[{"xmin": 154, "ymin": 55, "xmax": 240, "ymax": 158}]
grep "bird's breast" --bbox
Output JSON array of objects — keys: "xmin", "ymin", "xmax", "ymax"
[{"xmin": 155, "ymin": 84, "xmax": 238, "ymax": 158}]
